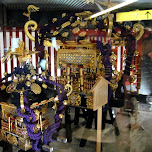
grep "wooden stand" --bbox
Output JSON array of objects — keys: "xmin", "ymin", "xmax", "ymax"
[{"xmin": 90, "ymin": 76, "xmax": 110, "ymax": 152}]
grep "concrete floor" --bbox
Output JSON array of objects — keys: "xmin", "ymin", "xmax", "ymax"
[{"xmin": 0, "ymin": 103, "xmax": 152, "ymax": 152}]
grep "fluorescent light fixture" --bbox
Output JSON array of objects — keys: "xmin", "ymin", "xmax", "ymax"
[{"xmin": 87, "ymin": 0, "xmax": 138, "ymax": 19}]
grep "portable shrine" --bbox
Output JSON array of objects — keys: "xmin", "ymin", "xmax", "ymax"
[
  {"xmin": 56, "ymin": 40, "xmax": 106, "ymax": 109},
  {"xmin": 0, "ymin": 40, "xmax": 72, "ymax": 151}
]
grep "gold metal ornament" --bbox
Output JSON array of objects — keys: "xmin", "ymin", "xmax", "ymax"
[
  {"xmin": 61, "ymin": 21, "xmax": 71, "ymax": 29},
  {"xmin": 7, "ymin": 134, "xmax": 18, "ymax": 146},
  {"xmin": 71, "ymin": 20, "xmax": 81, "ymax": 27},
  {"xmin": 110, "ymin": 70, "xmax": 123, "ymax": 98},
  {"xmin": 31, "ymin": 83, "xmax": 41, "ymax": 94},
  {"xmin": 23, "ymin": 5, "xmax": 39, "ymax": 20},
  {"xmin": 1, "ymin": 130, "xmax": 6, "ymax": 140},
  {"xmin": 53, "ymin": 31, "xmax": 59, "ymax": 36},
  {"xmin": 106, "ymin": 14, "xmax": 114, "ymax": 39},
  {"xmin": 2, "ymin": 47, "xmax": 13, "ymax": 63},
  {"xmin": 75, "ymin": 11, "xmax": 92, "ymax": 17},
  {"xmin": 6, "ymin": 83, "xmax": 17, "ymax": 93},
  {"xmin": 2, "ymin": 40, "xmax": 39, "ymax": 64},
  {"xmin": 133, "ymin": 23, "xmax": 144, "ymax": 41},
  {"xmin": 4, "ymin": 72, "xmax": 7, "ymax": 76},
  {"xmin": 75, "ymin": 94, "xmax": 81, "ymax": 106},
  {"xmin": 30, "ymin": 69, "xmax": 36, "ymax": 76},
  {"xmin": 72, "ymin": 27, "xmax": 80, "ymax": 34},
  {"xmin": 6, "ymin": 134, "xmax": 12, "ymax": 144},
  {"xmin": 1, "ymin": 84, "xmax": 6, "ymax": 90},
  {"xmin": 62, "ymin": 13, "xmax": 66, "ymax": 18},
  {"xmin": 122, "ymin": 50, "xmax": 127, "ymax": 58},
  {"xmin": 130, "ymin": 64, "xmax": 136, "ymax": 70},
  {"xmin": 34, "ymin": 109, "xmax": 40, "ymax": 120},
  {"xmin": 104, "ymin": 17, "xmax": 108, "ymax": 27},
  {"xmin": 30, "ymin": 79, "xmax": 35, "ymax": 83},
  {"xmin": 98, "ymin": 63, "xmax": 105, "ymax": 69},
  {"xmin": 112, "ymin": 33, "xmax": 121, "ymax": 39},
  {"xmin": 59, "ymin": 114, "xmax": 63, "ymax": 119},
  {"xmin": 64, "ymin": 84, "xmax": 72, "ymax": 97},
  {"xmin": 124, "ymin": 21, "xmax": 132, "ymax": 30},
  {"xmin": 91, "ymin": 19, "xmax": 97, "ymax": 26},
  {"xmin": 71, "ymin": 22, "xmax": 78, "ymax": 27},
  {"xmin": 134, "ymin": 50, "xmax": 139, "ymax": 56},
  {"xmin": 113, "ymin": 70, "xmax": 119, "ymax": 75},
  {"xmin": 42, "ymin": 83, "xmax": 47, "ymax": 89},
  {"xmin": 26, "ymin": 81, "xmax": 31, "ymax": 87},
  {"xmin": 49, "ymin": 76, "xmax": 54, "ymax": 80},
  {"xmin": 34, "ymin": 124, "xmax": 41, "ymax": 133},
  {"xmin": 24, "ymin": 20, "xmax": 37, "ymax": 41},
  {"xmin": 129, "ymin": 75, "xmax": 137, "ymax": 92},
  {"xmin": 62, "ymin": 32, "xmax": 69, "ymax": 37},
  {"xmin": 24, "ymin": 20, "xmax": 52, "ymax": 46},
  {"xmin": 52, "ymin": 102, "xmax": 57, "ymax": 111},
  {"xmin": 52, "ymin": 18, "xmax": 57, "ymax": 23},
  {"xmin": 80, "ymin": 22, "xmax": 87, "ymax": 27},
  {"xmin": 18, "ymin": 137, "xmax": 24, "ymax": 149},
  {"xmin": 129, "ymin": 75, "xmax": 137, "ymax": 84},
  {"xmin": 41, "ymin": 72, "xmax": 46, "ymax": 77},
  {"xmin": 20, "ymin": 91, "xmax": 25, "ymax": 112},
  {"xmin": 79, "ymin": 31, "xmax": 87, "ymax": 37},
  {"xmin": 125, "ymin": 25, "xmax": 131, "ymax": 30},
  {"xmin": 21, "ymin": 76, "xmax": 25, "ymax": 81},
  {"xmin": 111, "ymin": 32, "xmax": 125, "ymax": 47},
  {"xmin": 110, "ymin": 83, "xmax": 118, "ymax": 98},
  {"xmin": 63, "ymin": 100, "xmax": 68, "ymax": 105},
  {"xmin": 86, "ymin": 95, "xmax": 93, "ymax": 109},
  {"xmin": 26, "ymin": 74, "xmax": 31, "ymax": 79},
  {"xmin": 12, "ymin": 136, "xmax": 18, "ymax": 146},
  {"xmin": 110, "ymin": 52, "xmax": 117, "ymax": 60},
  {"xmin": 116, "ymin": 70, "xmax": 124, "ymax": 82}
]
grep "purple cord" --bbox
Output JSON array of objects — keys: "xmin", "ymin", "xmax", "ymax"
[
  {"xmin": 42, "ymin": 78, "xmax": 67, "ymax": 144},
  {"xmin": 96, "ymin": 41, "xmax": 112, "ymax": 107},
  {"xmin": 16, "ymin": 78, "xmax": 67, "ymax": 150},
  {"xmin": 17, "ymin": 90, "xmax": 42, "ymax": 151}
]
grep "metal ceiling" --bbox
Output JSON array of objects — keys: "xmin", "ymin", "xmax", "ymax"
[{"xmin": 1, "ymin": 0, "xmax": 152, "ymax": 12}]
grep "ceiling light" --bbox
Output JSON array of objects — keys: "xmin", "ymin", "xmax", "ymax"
[{"xmin": 86, "ymin": 0, "xmax": 138, "ymax": 19}]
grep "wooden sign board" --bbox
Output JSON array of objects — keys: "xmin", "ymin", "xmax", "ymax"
[
  {"xmin": 90, "ymin": 76, "xmax": 109, "ymax": 111},
  {"xmin": 116, "ymin": 9, "xmax": 152, "ymax": 22}
]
